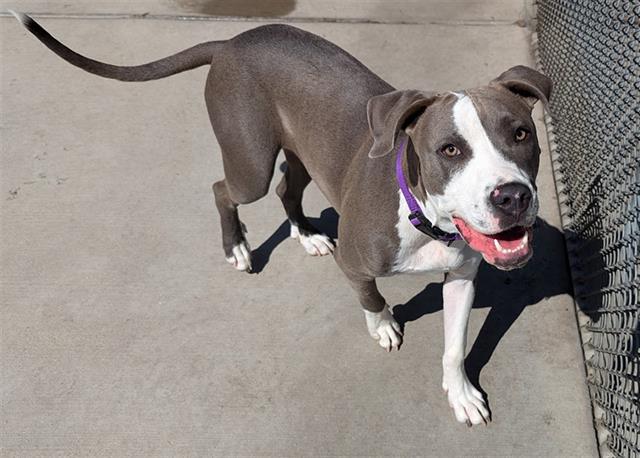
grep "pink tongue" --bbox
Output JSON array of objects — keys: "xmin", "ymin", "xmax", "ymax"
[
  {"xmin": 452, "ymin": 217, "xmax": 494, "ymax": 254},
  {"xmin": 452, "ymin": 217, "xmax": 526, "ymax": 256},
  {"xmin": 464, "ymin": 234, "xmax": 495, "ymax": 254}
]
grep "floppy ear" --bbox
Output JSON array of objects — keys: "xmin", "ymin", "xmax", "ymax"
[
  {"xmin": 366, "ymin": 90, "xmax": 437, "ymax": 158},
  {"xmin": 491, "ymin": 65, "xmax": 552, "ymax": 108}
]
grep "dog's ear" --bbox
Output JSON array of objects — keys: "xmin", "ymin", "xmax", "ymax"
[
  {"xmin": 366, "ymin": 90, "xmax": 437, "ymax": 159},
  {"xmin": 491, "ymin": 65, "xmax": 552, "ymax": 108}
]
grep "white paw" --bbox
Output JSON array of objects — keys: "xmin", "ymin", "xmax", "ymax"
[
  {"xmin": 290, "ymin": 224, "xmax": 335, "ymax": 256},
  {"xmin": 225, "ymin": 241, "xmax": 252, "ymax": 272},
  {"xmin": 443, "ymin": 371, "xmax": 490, "ymax": 426},
  {"xmin": 363, "ymin": 306, "xmax": 403, "ymax": 351}
]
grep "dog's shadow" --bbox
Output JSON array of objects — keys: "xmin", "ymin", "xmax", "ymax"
[{"xmin": 253, "ymin": 211, "xmax": 573, "ymax": 411}]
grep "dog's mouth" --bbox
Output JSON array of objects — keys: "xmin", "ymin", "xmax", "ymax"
[{"xmin": 453, "ymin": 217, "xmax": 533, "ymax": 270}]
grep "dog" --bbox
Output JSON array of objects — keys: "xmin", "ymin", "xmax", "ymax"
[{"xmin": 12, "ymin": 12, "xmax": 551, "ymax": 426}]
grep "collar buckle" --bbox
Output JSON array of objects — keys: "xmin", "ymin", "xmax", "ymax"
[{"xmin": 408, "ymin": 211, "xmax": 460, "ymax": 242}]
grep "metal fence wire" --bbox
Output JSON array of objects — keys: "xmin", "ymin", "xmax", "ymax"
[{"xmin": 533, "ymin": 1, "xmax": 639, "ymax": 457}]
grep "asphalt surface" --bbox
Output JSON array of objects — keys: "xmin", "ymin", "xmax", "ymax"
[{"xmin": 1, "ymin": 2, "xmax": 597, "ymax": 456}]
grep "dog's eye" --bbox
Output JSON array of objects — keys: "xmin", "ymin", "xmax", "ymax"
[
  {"xmin": 515, "ymin": 128, "xmax": 529, "ymax": 142},
  {"xmin": 441, "ymin": 144, "xmax": 460, "ymax": 157}
]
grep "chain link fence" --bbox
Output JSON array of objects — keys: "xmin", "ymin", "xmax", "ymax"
[{"xmin": 532, "ymin": 1, "xmax": 639, "ymax": 457}]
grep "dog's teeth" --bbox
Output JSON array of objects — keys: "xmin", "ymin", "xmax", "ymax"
[
  {"xmin": 493, "ymin": 239, "xmax": 510, "ymax": 254},
  {"xmin": 494, "ymin": 230, "xmax": 529, "ymax": 255}
]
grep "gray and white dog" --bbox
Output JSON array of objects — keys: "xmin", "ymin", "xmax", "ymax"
[{"xmin": 12, "ymin": 12, "xmax": 551, "ymax": 426}]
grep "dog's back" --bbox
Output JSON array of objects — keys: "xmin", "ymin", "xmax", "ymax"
[{"xmin": 210, "ymin": 24, "xmax": 393, "ymax": 207}]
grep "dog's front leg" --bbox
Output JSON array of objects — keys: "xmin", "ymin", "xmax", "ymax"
[
  {"xmin": 347, "ymin": 276, "xmax": 403, "ymax": 352},
  {"xmin": 441, "ymin": 258, "xmax": 490, "ymax": 426},
  {"xmin": 335, "ymin": 244, "xmax": 402, "ymax": 351}
]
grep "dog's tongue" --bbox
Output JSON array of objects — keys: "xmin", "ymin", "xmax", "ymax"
[{"xmin": 452, "ymin": 217, "xmax": 531, "ymax": 265}]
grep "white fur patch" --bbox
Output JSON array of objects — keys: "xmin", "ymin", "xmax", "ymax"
[
  {"xmin": 430, "ymin": 93, "xmax": 537, "ymax": 234},
  {"xmin": 393, "ymin": 190, "xmax": 472, "ymax": 274},
  {"xmin": 290, "ymin": 223, "xmax": 334, "ymax": 256},
  {"xmin": 364, "ymin": 305, "xmax": 402, "ymax": 351},
  {"xmin": 225, "ymin": 241, "xmax": 252, "ymax": 271},
  {"xmin": 443, "ymin": 371, "xmax": 490, "ymax": 425}
]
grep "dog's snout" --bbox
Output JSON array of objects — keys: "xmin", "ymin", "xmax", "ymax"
[{"xmin": 490, "ymin": 183, "xmax": 532, "ymax": 218}]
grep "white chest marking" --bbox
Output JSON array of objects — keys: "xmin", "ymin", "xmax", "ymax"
[{"xmin": 393, "ymin": 191, "xmax": 468, "ymax": 274}]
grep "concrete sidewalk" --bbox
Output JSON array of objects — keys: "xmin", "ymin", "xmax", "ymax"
[
  {"xmin": 0, "ymin": 0, "xmax": 528, "ymax": 23},
  {"xmin": 1, "ymin": 2, "xmax": 597, "ymax": 456}
]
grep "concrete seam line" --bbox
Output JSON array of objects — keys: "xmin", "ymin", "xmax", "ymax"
[{"xmin": 0, "ymin": 11, "xmax": 521, "ymax": 27}]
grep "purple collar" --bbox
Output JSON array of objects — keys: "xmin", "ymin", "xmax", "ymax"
[{"xmin": 395, "ymin": 135, "xmax": 462, "ymax": 242}]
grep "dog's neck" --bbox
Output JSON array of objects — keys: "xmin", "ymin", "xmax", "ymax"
[{"xmin": 399, "ymin": 137, "xmax": 459, "ymax": 237}]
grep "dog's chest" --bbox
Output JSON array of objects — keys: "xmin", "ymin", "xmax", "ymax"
[
  {"xmin": 393, "ymin": 232, "xmax": 467, "ymax": 273},
  {"xmin": 393, "ymin": 193, "xmax": 467, "ymax": 274}
]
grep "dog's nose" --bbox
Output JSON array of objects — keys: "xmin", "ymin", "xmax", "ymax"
[{"xmin": 490, "ymin": 183, "xmax": 532, "ymax": 218}]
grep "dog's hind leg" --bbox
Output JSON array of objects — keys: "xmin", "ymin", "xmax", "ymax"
[
  {"xmin": 212, "ymin": 179, "xmax": 252, "ymax": 271},
  {"xmin": 276, "ymin": 150, "xmax": 335, "ymax": 256},
  {"xmin": 205, "ymin": 69, "xmax": 282, "ymax": 271},
  {"xmin": 210, "ymin": 136, "xmax": 279, "ymax": 272}
]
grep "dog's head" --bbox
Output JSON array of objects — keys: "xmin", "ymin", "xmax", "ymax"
[{"xmin": 367, "ymin": 66, "xmax": 552, "ymax": 270}]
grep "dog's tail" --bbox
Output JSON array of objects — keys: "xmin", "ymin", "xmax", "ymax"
[{"xmin": 10, "ymin": 11, "xmax": 215, "ymax": 82}]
